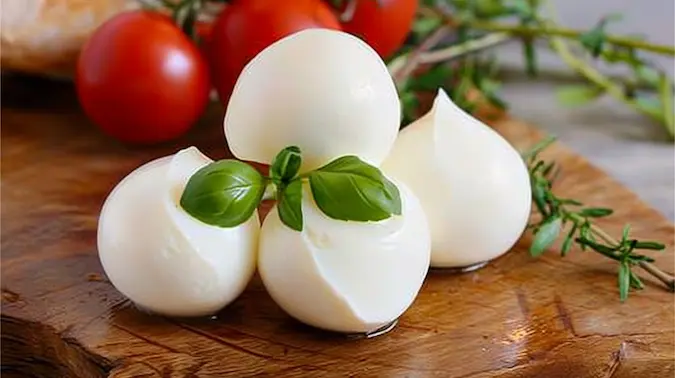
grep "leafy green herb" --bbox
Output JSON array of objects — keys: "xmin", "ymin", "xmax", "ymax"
[
  {"xmin": 309, "ymin": 156, "xmax": 402, "ymax": 222},
  {"xmin": 180, "ymin": 160, "xmax": 266, "ymax": 228},
  {"xmin": 277, "ymin": 179, "xmax": 304, "ymax": 232},
  {"xmin": 578, "ymin": 208, "xmax": 613, "ymax": 218},
  {"xmin": 530, "ymin": 216, "xmax": 562, "ymax": 256},
  {"xmin": 387, "ymin": 0, "xmax": 675, "ymax": 138},
  {"xmin": 522, "ymin": 136, "xmax": 671, "ymax": 301},
  {"xmin": 618, "ymin": 261, "xmax": 630, "ymax": 302},
  {"xmin": 180, "ymin": 146, "xmax": 402, "ymax": 232},
  {"xmin": 578, "ymin": 13, "xmax": 623, "ymax": 57},
  {"xmin": 270, "ymin": 146, "xmax": 302, "ymax": 183}
]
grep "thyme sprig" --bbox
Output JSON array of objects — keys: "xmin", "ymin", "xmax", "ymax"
[
  {"xmin": 523, "ymin": 136, "xmax": 673, "ymax": 301},
  {"xmin": 392, "ymin": 0, "xmax": 675, "ymax": 137}
]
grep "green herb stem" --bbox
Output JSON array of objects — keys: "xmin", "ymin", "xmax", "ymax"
[
  {"xmin": 548, "ymin": 36, "xmax": 668, "ymax": 131},
  {"xmin": 466, "ymin": 20, "xmax": 675, "ymax": 56},
  {"xmin": 568, "ymin": 213, "xmax": 675, "ymax": 291},
  {"xmin": 390, "ymin": 26, "xmax": 452, "ymax": 83},
  {"xmin": 417, "ymin": 32, "xmax": 513, "ymax": 65}
]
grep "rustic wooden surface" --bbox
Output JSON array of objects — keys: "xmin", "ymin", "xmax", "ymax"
[{"xmin": 2, "ymin": 74, "xmax": 674, "ymax": 378}]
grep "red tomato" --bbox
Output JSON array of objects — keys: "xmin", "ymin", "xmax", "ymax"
[
  {"xmin": 76, "ymin": 11, "xmax": 211, "ymax": 144},
  {"xmin": 207, "ymin": 0, "xmax": 342, "ymax": 104},
  {"xmin": 341, "ymin": 0, "xmax": 418, "ymax": 59}
]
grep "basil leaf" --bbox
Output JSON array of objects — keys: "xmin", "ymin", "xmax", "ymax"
[
  {"xmin": 278, "ymin": 179, "xmax": 303, "ymax": 231},
  {"xmin": 270, "ymin": 146, "xmax": 302, "ymax": 183},
  {"xmin": 180, "ymin": 160, "xmax": 265, "ymax": 227},
  {"xmin": 309, "ymin": 156, "xmax": 402, "ymax": 222}
]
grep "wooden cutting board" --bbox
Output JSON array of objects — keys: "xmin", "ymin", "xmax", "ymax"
[{"xmin": 2, "ymin": 74, "xmax": 674, "ymax": 378}]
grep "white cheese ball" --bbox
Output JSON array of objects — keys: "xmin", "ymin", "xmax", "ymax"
[
  {"xmin": 258, "ymin": 180, "xmax": 430, "ymax": 334},
  {"xmin": 224, "ymin": 28, "xmax": 401, "ymax": 172},
  {"xmin": 97, "ymin": 147, "xmax": 259, "ymax": 317},
  {"xmin": 381, "ymin": 89, "xmax": 531, "ymax": 268}
]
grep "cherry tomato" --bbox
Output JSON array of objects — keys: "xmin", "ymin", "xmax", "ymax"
[
  {"xmin": 207, "ymin": 0, "xmax": 342, "ymax": 104},
  {"xmin": 76, "ymin": 11, "xmax": 210, "ymax": 144},
  {"xmin": 341, "ymin": 0, "xmax": 418, "ymax": 59}
]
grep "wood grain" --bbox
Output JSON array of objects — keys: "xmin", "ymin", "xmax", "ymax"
[{"xmin": 2, "ymin": 74, "xmax": 674, "ymax": 378}]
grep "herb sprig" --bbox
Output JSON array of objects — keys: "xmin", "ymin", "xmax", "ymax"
[
  {"xmin": 523, "ymin": 136, "xmax": 673, "ymax": 301},
  {"xmin": 389, "ymin": 0, "xmax": 675, "ymax": 137},
  {"xmin": 180, "ymin": 146, "xmax": 402, "ymax": 232}
]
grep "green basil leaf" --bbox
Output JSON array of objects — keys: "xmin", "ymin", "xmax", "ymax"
[
  {"xmin": 618, "ymin": 261, "xmax": 630, "ymax": 302},
  {"xmin": 270, "ymin": 146, "xmax": 302, "ymax": 183},
  {"xmin": 530, "ymin": 216, "xmax": 562, "ymax": 257},
  {"xmin": 180, "ymin": 160, "xmax": 265, "ymax": 228},
  {"xmin": 555, "ymin": 85, "xmax": 603, "ymax": 106},
  {"xmin": 309, "ymin": 156, "xmax": 401, "ymax": 222},
  {"xmin": 278, "ymin": 179, "xmax": 304, "ymax": 232}
]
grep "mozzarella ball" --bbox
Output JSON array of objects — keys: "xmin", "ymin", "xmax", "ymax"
[
  {"xmin": 381, "ymin": 89, "xmax": 532, "ymax": 268},
  {"xmin": 224, "ymin": 28, "xmax": 401, "ymax": 172},
  {"xmin": 258, "ymin": 180, "xmax": 430, "ymax": 334},
  {"xmin": 97, "ymin": 147, "xmax": 259, "ymax": 317}
]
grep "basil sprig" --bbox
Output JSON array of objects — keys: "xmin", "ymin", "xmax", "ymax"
[
  {"xmin": 272, "ymin": 146, "xmax": 304, "ymax": 231},
  {"xmin": 179, "ymin": 146, "xmax": 402, "ymax": 231},
  {"xmin": 270, "ymin": 146, "xmax": 301, "ymax": 184}
]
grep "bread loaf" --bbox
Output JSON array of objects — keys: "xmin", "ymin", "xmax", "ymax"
[{"xmin": 1, "ymin": 0, "xmax": 139, "ymax": 78}]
